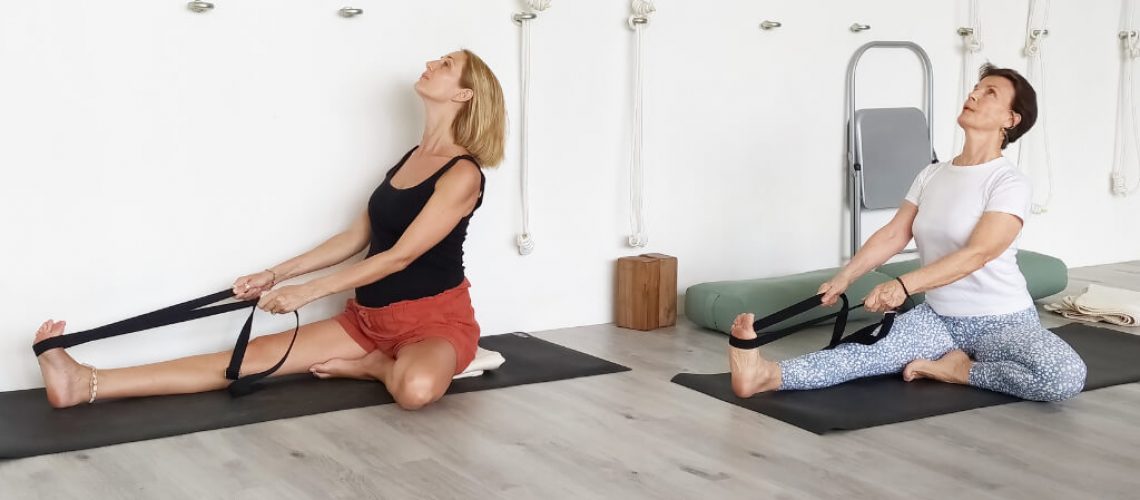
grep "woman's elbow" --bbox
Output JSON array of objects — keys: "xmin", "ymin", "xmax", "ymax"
[
  {"xmin": 351, "ymin": 239, "xmax": 370, "ymax": 256},
  {"xmin": 344, "ymin": 230, "xmax": 371, "ymax": 254},
  {"xmin": 387, "ymin": 252, "xmax": 415, "ymax": 272},
  {"xmin": 963, "ymin": 248, "xmax": 997, "ymax": 272},
  {"xmin": 878, "ymin": 222, "xmax": 911, "ymax": 246}
]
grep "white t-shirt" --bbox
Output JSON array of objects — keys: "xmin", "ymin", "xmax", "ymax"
[{"xmin": 904, "ymin": 156, "xmax": 1034, "ymax": 317}]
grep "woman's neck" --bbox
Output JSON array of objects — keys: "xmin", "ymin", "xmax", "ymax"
[
  {"xmin": 954, "ymin": 130, "xmax": 1003, "ymax": 166},
  {"xmin": 419, "ymin": 104, "xmax": 463, "ymax": 156}
]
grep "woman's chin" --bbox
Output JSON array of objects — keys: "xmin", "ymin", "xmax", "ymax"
[{"xmin": 413, "ymin": 83, "xmax": 429, "ymax": 98}]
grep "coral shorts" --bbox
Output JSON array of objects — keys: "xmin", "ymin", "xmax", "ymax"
[{"xmin": 334, "ymin": 280, "xmax": 480, "ymax": 375}]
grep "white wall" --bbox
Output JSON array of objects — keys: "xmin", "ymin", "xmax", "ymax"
[{"xmin": 2, "ymin": 1, "xmax": 1137, "ymax": 391}]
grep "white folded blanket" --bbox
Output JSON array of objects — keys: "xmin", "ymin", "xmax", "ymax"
[
  {"xmin": 1044, "ymin": 284, "xmax": 1140, "ymax": 327},
  {"xmin": 452, "ymin": 347, "xmax": 507, "ymax": 380}
]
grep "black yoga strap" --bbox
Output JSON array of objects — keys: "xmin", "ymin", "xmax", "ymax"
[
  {"xmin": 31, "ymin": 290, "xmax": 300, "ymax": 397},
  {"xmin": 728, "ymin": 293, "xmax": 897, "ymax": 350}
]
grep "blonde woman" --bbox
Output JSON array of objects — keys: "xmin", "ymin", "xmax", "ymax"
[{"xmin": 34, "ymin": 50, "xmax": 507, "ymax": 411}]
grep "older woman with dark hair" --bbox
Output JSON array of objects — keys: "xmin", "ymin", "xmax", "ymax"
[{"xmin": 729, "ymin": 64, "xmax": 1087, "ymax": 402}]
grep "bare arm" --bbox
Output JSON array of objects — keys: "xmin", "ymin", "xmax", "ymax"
[
  {"xmin": 257, "ymin": 161, "xmax": 481, "ymax": 313},
  {"xmin": 820, "ymin": 202, "xmax": 918, "ymax": 305},
  {"xmin": 864, "ymin": 211, "xmax": 1024, "ymax": 312},
  {"xmin": 836, "ymin": 202, "xmax": 918, "ymax": 283},
  {"xmin": 268, "ymin": 210, "xmax": 373, "ymax": 282},
  {"xmin": 232, "ymin": 210, "xmax": 370, "ymax": 300}
]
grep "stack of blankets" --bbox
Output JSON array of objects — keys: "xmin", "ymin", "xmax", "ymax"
[{"xmin": 1045, "ymin": 284, "xmax": 1140, "ymax": 328}]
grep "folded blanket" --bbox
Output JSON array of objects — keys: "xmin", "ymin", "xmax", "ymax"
[
  {"xmin": 1044, "ymin": 284, "xmax": 1140, "ymax": 327},
  {"xmin": 453, "ymin": 346, "xmax": 507, "ymax": 380}
]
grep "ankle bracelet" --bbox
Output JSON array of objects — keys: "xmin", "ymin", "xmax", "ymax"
[{"xmin": 80, "ymin": 363, "xmax": 98, "ymax": 404}]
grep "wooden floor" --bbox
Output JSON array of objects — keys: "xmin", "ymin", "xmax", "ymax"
[{"xmin": 2, "ymin": 262, "xmax": 1138, "ymax": 499}]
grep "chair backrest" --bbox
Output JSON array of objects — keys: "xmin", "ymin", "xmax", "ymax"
[{"xmin": 852, "ymin": 107, "xmax": 932, "ymax": 210}]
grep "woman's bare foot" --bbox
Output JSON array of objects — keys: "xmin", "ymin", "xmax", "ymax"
[
  {"xmin": 310, "ymin": 350, "xmax": 392, "ymax": 381},
  {"xmin": 729, "ymin": 313, "xmax": 782, "ymax": 398},
  {"xmin": 903, "ymin": 349, "xmax": 973, "ymax": 384},
  {"xmin": 34, "ymin": 320, "xmax": 90, "ymax": 408}
]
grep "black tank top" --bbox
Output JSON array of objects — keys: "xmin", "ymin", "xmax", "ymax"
[{"xmin": 354, "ymin": 147, "xmax": 485, "ymax": 308}]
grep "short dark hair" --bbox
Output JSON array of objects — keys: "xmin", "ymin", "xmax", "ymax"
[{"xmin": 979, "ymin": 63, "xmax": 1037, "ymax": 149}]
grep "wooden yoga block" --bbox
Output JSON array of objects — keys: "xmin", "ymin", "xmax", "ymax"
[{"xmin": 616, "ymin": 253, "xmax": 678, "ymax": 331}]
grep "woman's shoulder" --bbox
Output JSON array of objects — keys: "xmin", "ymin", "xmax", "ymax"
[
  {"xmin": 444, "ymin": 152, "xmax": 482, "ymax": 176},
  {"xmin": 437, "ymin": 156, "xmax": 483, "ymax": 190},
  {"xmin": 988, "ymin": 157, "xmax": 1031, "ymax": 186},
  {"xmin": 915, "ymin": 160, "xmax": 949, "ymax": 183}
]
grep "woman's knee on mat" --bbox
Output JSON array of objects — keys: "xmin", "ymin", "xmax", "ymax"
[
  {"xmin": 390, "ymin": 369, "xmax": 449, "ymax": 410},
  {"xmin": 1014, "ymin": 347, "xmax": 1087, "ymax": 402},
  {"xmin": 1037, "ymin": 353, "xmax": 1087, "ymax": 401},
  {"xmin": 1051, "ymin": 364, "xmax": 1087, "ymax": 401}
]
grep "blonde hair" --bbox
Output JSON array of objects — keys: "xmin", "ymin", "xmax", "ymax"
[{"xmin": 453, "ymin": 49, "xmax": 507, "ymax": 167}]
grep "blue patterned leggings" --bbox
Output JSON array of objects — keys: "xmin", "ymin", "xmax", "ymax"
[{"xmin": 777, "ymin": 304, "xmax": 1087, "ymax": 401}]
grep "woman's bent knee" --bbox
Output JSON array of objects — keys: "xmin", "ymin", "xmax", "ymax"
[{"xmin": 392, "ymin": 372, "xmax": 447, "ymax": 410}]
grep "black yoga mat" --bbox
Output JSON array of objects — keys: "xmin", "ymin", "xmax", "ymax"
[
  {"xmin": 671, "ymin": 323, "xmax": 1140, "ymax": 434},
  {"xmin": 1, "ymin": 333, "xmax": 629, "ymax": 459}
]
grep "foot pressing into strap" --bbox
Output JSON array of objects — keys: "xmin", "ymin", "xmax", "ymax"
[
  {"xmin": 34, "ymin": 320, "xmax": 92, "ymax": 408},
  {"xmin": 729, "ymin": 313, "xmax": 782, "ymax": 398},
  {"xmin": 903, "ymin": 349, "xmax": 973, "ymax": 385}
]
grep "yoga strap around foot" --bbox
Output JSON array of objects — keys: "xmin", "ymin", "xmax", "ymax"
[
  {"xmin": 728, "ymin": 293, "xmax": 896, "ymax": 350},
  {"xmin": 31, "ymin": 290, "xmax": 299, "ymax": 397}
]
